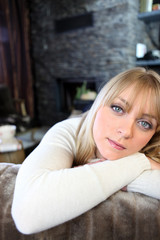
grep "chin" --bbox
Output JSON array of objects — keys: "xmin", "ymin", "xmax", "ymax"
[
  {"xmin": 102, "ymin": 153, "xmax": 130, "ymax": 161},
  {"xmin": 101, "ymin": 154, "xmax": 120, "ymax": 161}
]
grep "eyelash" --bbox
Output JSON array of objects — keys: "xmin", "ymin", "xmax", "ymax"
[
  {"xmin": 138, "ymin": 120, "xmax": 152, "ymax": 130},
  {"xmin": 110, "ymin": 104, "xmax": 153, "ymax": 130},
  {"xmin": 111, "ymin": 104, "xmax": 124, "ymax": 114}
]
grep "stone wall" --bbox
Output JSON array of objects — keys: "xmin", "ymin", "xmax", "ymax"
[{"xmin": 28, "ymin": 0, "xmax": 154, "ymax": 125}]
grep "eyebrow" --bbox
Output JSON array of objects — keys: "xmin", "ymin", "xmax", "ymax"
[
  {"xmin": 118, "ymin": 97, "xmax": 157, "ymax": 121},
  {"xmin": 142, "ymin": 114, "xmax": 157, "ymax": 121},
  {"xmin": 118, "ymin": 97, "xmax": 129, "ymax": 106}
]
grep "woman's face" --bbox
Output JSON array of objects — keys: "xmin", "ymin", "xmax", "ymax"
[{"xmin": 93, "ymin": 86, "xmax": 158, "ymax": 160}]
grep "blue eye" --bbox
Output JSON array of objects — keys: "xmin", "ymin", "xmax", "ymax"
[
  {"xmin": 111, "ymin": 105, "xmax": 123, "ymax": 113},
  {"xmin": 138, "ymin": 120, "xmax": 152, "ymax": 130}
]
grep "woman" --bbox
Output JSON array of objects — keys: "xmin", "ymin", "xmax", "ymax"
[{"xmin": 12, "ymin": 67, "xmax": 160, "ymax": 234}]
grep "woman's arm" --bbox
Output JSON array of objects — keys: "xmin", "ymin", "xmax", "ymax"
[
  {"xmin": 11, "ymin": 153, "xmax": 150, "ymax": 235},
  {"xmin": 127, "ymin": 170, "xmax": 160, "ymax": 199},
  {"xmin": 11, "ymin": 120, "xmax": 151, "ymax": 235}
]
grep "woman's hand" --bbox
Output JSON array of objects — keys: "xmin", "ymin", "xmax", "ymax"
[{"xmin": 148, "ymin": 157, "xmax": 160, "ymax": 170}]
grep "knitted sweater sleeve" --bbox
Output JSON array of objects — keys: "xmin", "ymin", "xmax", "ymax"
[
  {"xmin": 11, "ymin": 119, "xmax": 151, "ymax": 235},
  {"xmin": 127, "ymin": 170, "xmax": 160, "ymax": 199}
]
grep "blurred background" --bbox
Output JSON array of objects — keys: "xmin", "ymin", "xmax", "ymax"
[{"xmin": 0, "ymin": 0, "xmax": 159, "ymax": 159}]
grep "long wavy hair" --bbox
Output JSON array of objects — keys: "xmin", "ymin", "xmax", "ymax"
[{"xmin": 74, "ymin": 67, "xmax": 160, "ymax": 165}]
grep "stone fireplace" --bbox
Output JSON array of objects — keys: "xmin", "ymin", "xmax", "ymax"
[
  {"xmin": 29, "ymin": 0, "xmax": 153, "ymax": 126},
  {"xmin": 55, "ymin": 76, "xmax": 103, "ymax": 117}
]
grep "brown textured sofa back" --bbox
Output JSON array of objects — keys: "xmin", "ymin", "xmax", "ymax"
[{"xmin": 1, "ymin": 162, "xmax": 160, "ymax": 240}]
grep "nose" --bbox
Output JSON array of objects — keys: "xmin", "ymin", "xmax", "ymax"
[{"xmin": 117, "ymin": 118, "xmax": 134, "ymax": 139}]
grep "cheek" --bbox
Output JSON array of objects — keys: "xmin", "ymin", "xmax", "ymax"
[
  {"xmin": 93, "ymin": 122, "xmax": 112, "ymax": 150},
  {"xmin": 93, "ymin": 117, "xmax": 101, "ymax": 140},
  {"xmin": 135, "ymin": 132, "xmax": 155, "ymax": 150},
  {"xmin": 93, "ymin": 114, "xmax": 105, "ymax": 141},
  {"xmin": 93, "ymin": 109, "xmax": 116, "ymax": 141}
]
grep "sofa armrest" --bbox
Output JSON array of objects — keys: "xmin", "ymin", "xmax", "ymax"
[{"xmin": 0, "ymin": 162, "xmax": 160, "ymax": 240}]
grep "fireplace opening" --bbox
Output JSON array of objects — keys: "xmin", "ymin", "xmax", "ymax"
[{"xmin": 55, "ymin": 78, "xmax": 99, "ymax": 117}]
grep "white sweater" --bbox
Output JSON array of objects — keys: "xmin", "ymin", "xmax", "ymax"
[{"xmin": 11, "ymin": 117, "xmax": 160, "ymax": 234}]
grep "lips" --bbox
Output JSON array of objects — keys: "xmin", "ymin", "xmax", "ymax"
[{"xmin": 108, "ymin": 138, "xmax": 126, "ymax": 150}]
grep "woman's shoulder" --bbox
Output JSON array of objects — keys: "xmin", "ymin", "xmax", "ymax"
[{"xmin": 39, "ymin": 116, "xmax": 82, "ymax": 154}]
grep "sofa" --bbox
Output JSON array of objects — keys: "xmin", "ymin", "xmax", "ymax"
[{"xmin": 1, "ymin": 162, "xmax": 160, "ymax": 240}]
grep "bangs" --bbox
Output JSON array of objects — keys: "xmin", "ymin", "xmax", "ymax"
[
  {"xmin": 103, "ymin": 72, "xmax": 160, "ymax": 126},
  {"xmin": 127, "ymin": 86, "xmax": 159, "ymax": 123}
]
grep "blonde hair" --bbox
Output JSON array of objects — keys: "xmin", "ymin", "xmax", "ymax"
[{"xmin": 74, "ymin": 67, "xmax": 160, "ymax": 165}]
